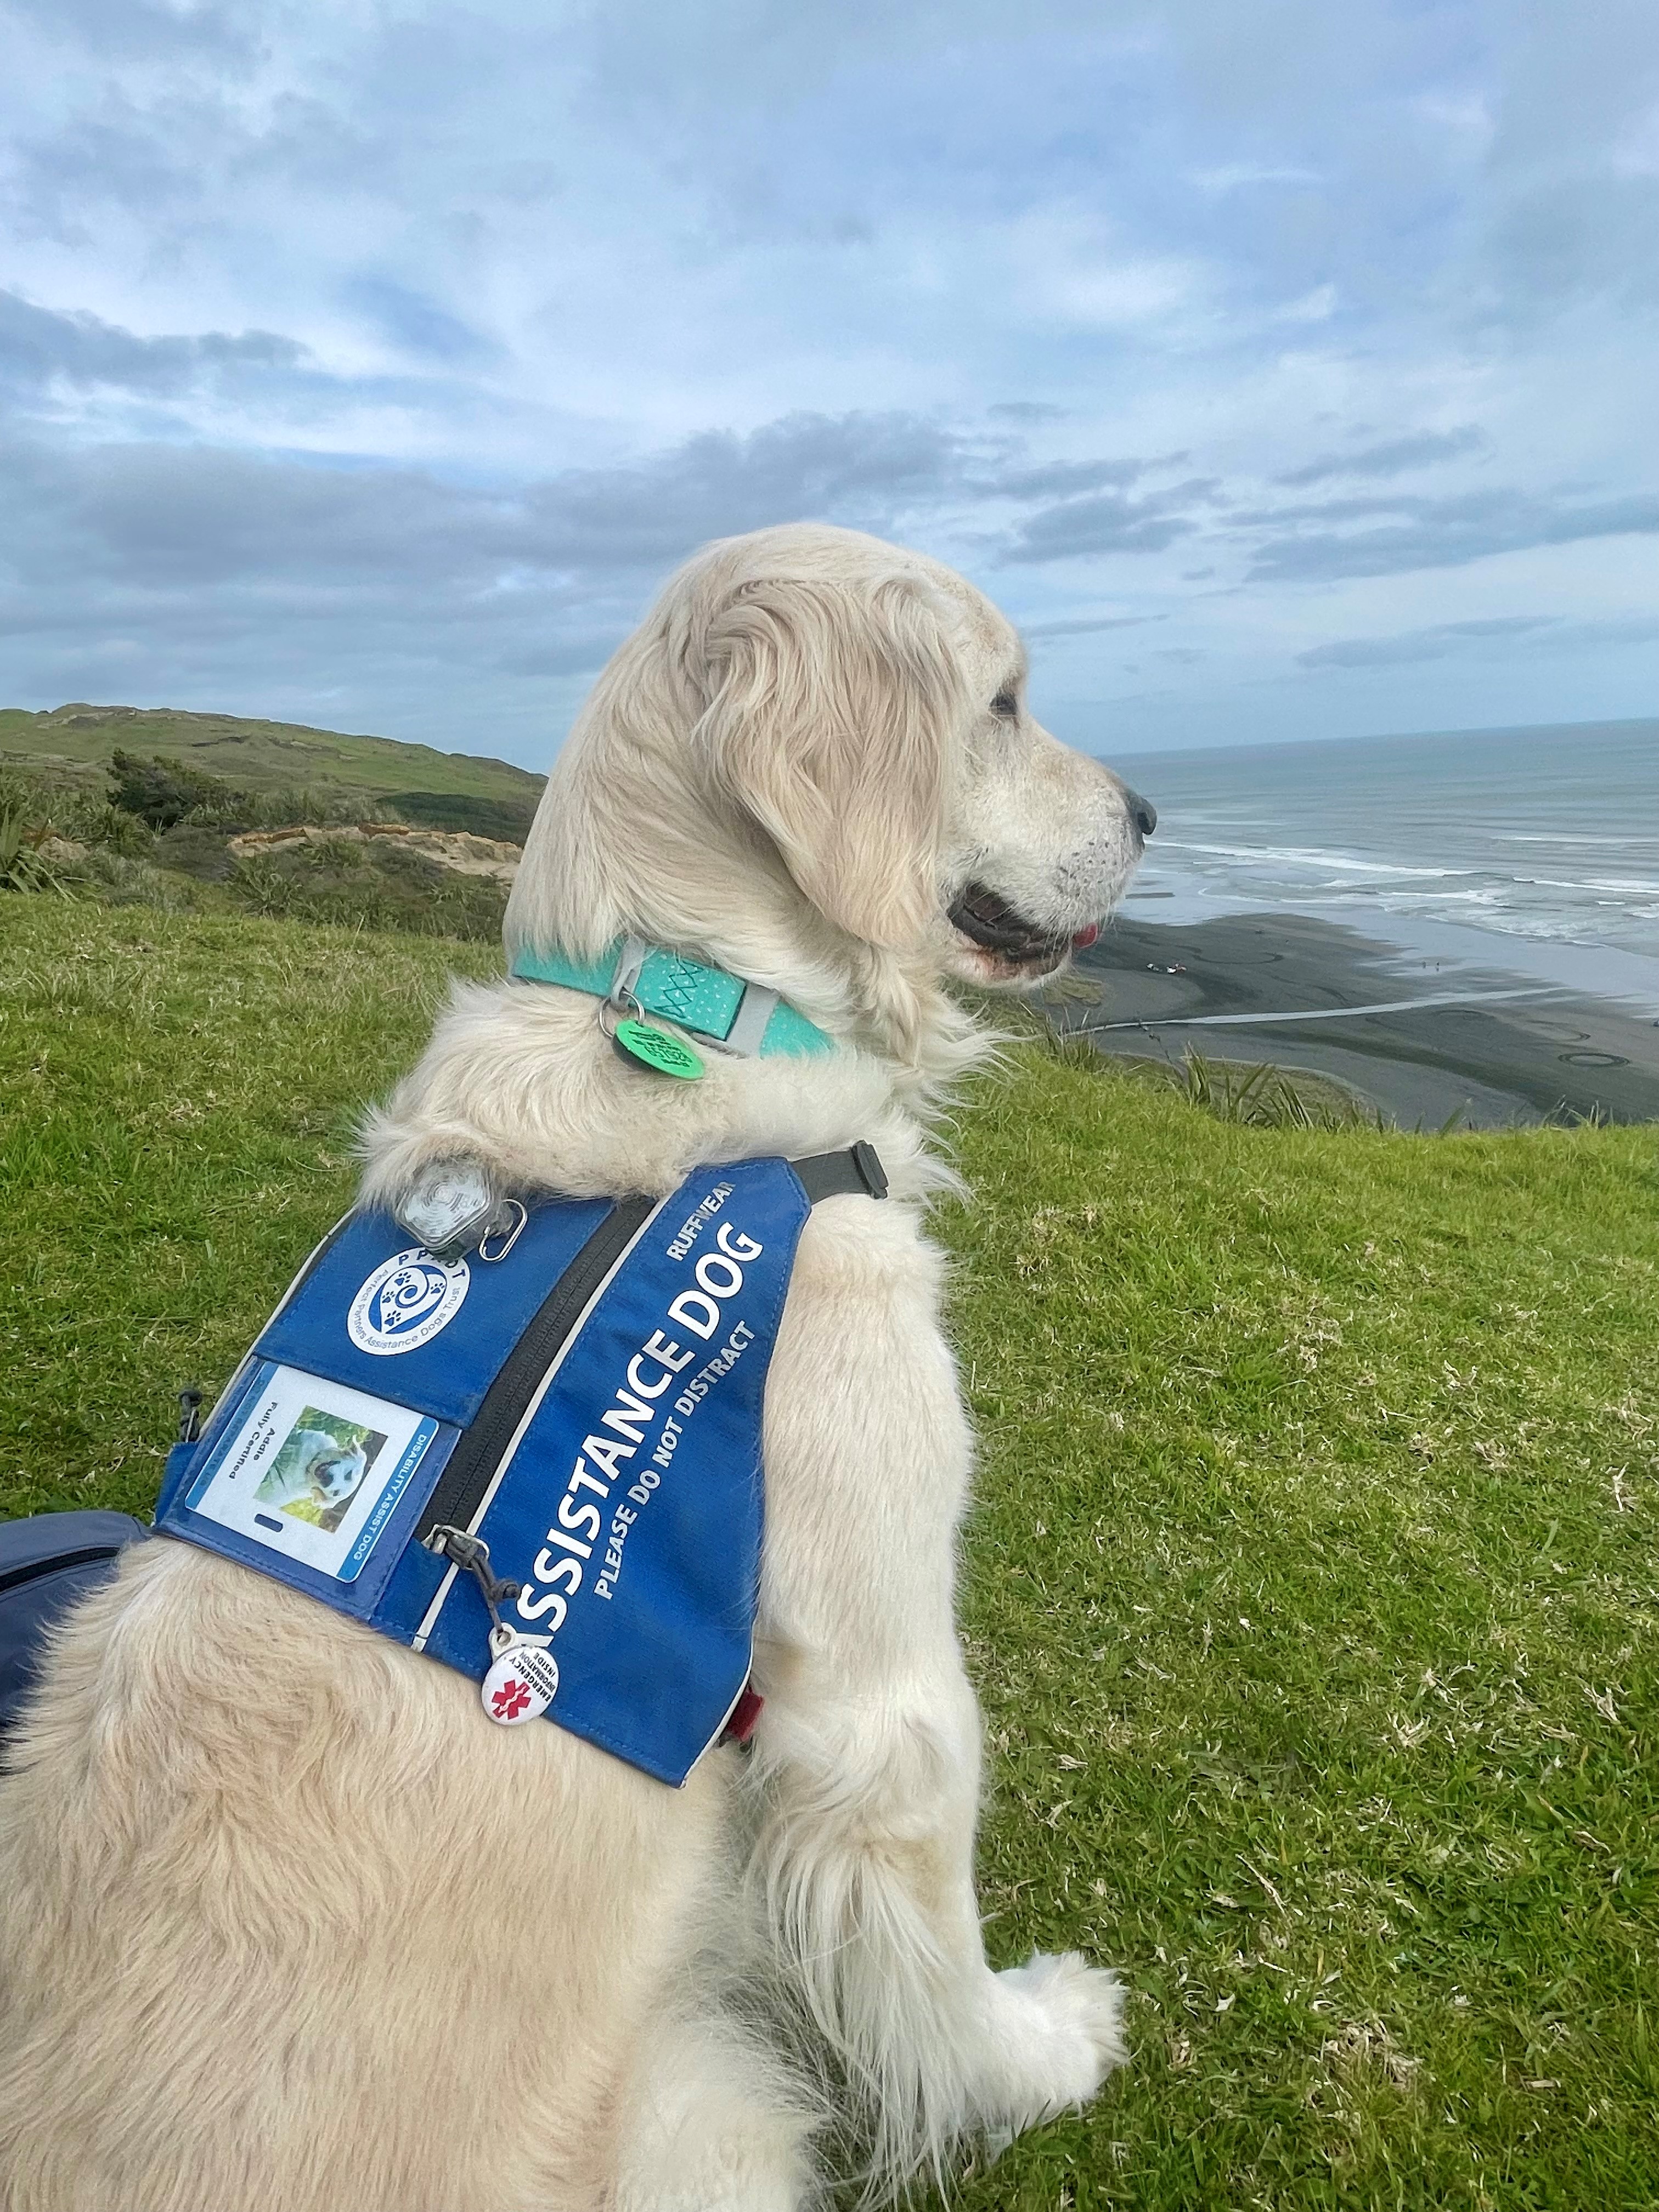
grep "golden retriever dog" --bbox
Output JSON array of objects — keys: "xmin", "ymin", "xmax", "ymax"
[{"xmin": 0, "ymin": 522, "xmax": 1155, "ymax": 2210}]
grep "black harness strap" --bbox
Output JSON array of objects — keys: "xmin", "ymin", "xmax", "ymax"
[{"xmin": 789, "ymin": 1143, "xmax": 889, "ymax": 1204}]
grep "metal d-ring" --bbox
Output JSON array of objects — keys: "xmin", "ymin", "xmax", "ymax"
[
  {"xmin": 595, "ymin": 973, "xmax": 645, "ymax": 1041},
  {"xmin": 477, "ymin": 1199, "xmax": 528, "ymax": 1264}
]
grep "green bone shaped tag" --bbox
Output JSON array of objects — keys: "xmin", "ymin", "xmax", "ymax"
[{"xmin": 613, "ymin": 1017, "xmax": 704, "ymax": 1081}]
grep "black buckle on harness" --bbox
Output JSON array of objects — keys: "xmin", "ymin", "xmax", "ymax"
[
  {"xmin": 789, "ymin": 1144, "xmax": 889, "ymax": 1206},
  {"xmin": 849, "ymin": 1141, "xmax": 888, "ymax": 1200}
]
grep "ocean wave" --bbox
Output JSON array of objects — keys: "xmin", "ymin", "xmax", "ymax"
[
  {"xmin": 1375, "ymin": 888, "xmax": 1504, "ymax": 909},
  {"xmin": 1161, "ymin": 840, "xmax": 1460, "ymax": 879},
  {"xmin": 1496, "ymin": 832, "xmax": 1659, "ymax": 849},
  {"xmin": 1502, "ymin": 873, "xmax": 1659, "ymax": 895},
  {"xmin": 1289, "ymin": 890, "xmax": 1634, "ymax": 948}
]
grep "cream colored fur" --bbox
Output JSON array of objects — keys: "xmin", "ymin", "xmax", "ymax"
[{"xmin": 0, "ymin": 523, "xmax": 1148, "ymax": 2210}]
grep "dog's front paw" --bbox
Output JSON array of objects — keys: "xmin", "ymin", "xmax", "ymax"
[{"xmin": 974, "ymin": 1952, "xmax": 1127, "ymax": 2130}]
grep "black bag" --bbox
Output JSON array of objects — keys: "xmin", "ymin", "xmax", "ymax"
[{"xmin": 0, "ymin": 1512, "xmax": 149, "ymax": 1745}]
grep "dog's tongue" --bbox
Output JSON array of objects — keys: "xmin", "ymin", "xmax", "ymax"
[{"xmin": 1071, "ymin": 923, "xmax": 1099, "ymax": 950}]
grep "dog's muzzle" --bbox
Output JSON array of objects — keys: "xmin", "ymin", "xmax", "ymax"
[{"xmin": 948, "ymin": 883, "xmax": 1092, "ymax": 967}]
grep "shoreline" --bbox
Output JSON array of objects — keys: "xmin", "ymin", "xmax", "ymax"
[{"xmin": 1069, "ymin": 909, "xmax": 1659, "ymax": 1128}]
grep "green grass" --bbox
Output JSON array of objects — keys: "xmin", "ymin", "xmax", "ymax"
[
  {"xmin": 947, "ymin": 1050, "xmax": 1658, "ymax": 2208},
  {"xmin": 3, "ymin": 899, "xmax": 1656, "ymax": 2209},
  {"xmin": 0, "ymin": 900, "xmax": 498, "ymax": 1520},
  {"xmin": 0, "ymin": 701, "xmax": 544, "ymax": 839}
]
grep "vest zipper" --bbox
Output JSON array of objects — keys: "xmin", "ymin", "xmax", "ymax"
[
  {"xmin": 0, "ymin": 1544, "xmax": 128, "ymax": 1597},
  {"xmin": 415, "ymin": 1193, "xmax": 657, "ymax": 1544}
]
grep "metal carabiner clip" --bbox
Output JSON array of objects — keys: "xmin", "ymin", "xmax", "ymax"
[{"xmin": 477, "ymin": 1199, "xmax": 528, "ymax": 1265}]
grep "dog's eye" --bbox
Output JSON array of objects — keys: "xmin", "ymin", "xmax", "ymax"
[{"xmin": 991, "ymin": 690, "xmax": 1019, "ymax": 721}]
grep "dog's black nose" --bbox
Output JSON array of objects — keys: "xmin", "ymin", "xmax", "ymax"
[{"xmin": 1126, "ymin": 789, "xmax": 1157, "ymax": 839}]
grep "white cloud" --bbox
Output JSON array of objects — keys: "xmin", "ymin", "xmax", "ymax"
[
  {"xmin": 1274, "ymin": 284, "xmax": 1338, "ymax": 324},
  {"xmin": 0, "ymin": 0, "xmax": 1653, "ymax": 758},
  {"xmin": 1188, "ymin": 162, "xmax": 1321, "ymax": 191}
]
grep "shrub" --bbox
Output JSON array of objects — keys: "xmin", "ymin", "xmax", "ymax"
[
  {"xmin": 109, "ymin": 751, "xmax": 245, "ymax": 831},
  {"xmin": 60, "ymin": 797, "xmax": 157, "ymax": 857},
  {"xmin": 1166, "ymin": 1046, "xmax": 1384, "ymax": 1129},
  {"xmin": 0, "ymin": 795, "xmax": 71, "ymax": 897},
  {"xmin": 233, "ymin": 786, "xmax": 401, "ymax": 830},
  {"xmin": 225, "ymin": 836, "xmax": 508, "ymax": 941},
  {"xmin": 75, "ymin": 849, "xmax": 205, "ymax": 912},
  {"xmin": 390, "ymin": 789, "xmax": 535, "ymax": 843}
]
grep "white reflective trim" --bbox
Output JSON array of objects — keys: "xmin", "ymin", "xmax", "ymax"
[
  {"xmin": 609, "ymin": 935, "xmax": 651, "ymax": 1006},
  {"xmin": 721, "ymin": 983, "xmax": 778, "ymax": 1057}
]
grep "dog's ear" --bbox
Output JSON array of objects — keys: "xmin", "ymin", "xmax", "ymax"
[{"xmin": 689, "ymin": 572, "xmax": 966, "ymax": 947}]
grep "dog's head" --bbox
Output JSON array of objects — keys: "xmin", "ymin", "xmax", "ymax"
[
  {"xmin": 507, "ymin": 523, "xmax": 1153, "ymax": 1002},
  {"xmin": 298, "ymin": 1436, "xmax": 368, "ymax": 1506}
]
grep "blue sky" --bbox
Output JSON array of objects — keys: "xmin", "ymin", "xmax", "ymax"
[{"xmin": 1, "ymin": 0, "xmax": 1655, "ymax": 767}]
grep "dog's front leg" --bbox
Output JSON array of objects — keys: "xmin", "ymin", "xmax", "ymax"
[{"xmin": 747, "ymin": 1209, "xmax": 1125, "ymax": 2188}]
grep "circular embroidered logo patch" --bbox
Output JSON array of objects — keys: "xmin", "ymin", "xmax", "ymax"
[{"xmin": 347, "ymin": 1248, "xmax": 470, "ymax": 1356}]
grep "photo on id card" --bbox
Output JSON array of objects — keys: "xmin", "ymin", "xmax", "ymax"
[{"xmin": 184, "ymin": 1361, "xmax": 440, "ymax": 1581}]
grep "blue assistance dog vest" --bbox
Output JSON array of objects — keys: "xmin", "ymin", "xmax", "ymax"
[{"xmin": 155, "ymin": 1149, "xmax": 884, "ymax": 1786}]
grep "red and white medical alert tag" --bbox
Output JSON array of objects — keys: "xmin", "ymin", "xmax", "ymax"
[{"xmin": 481, "ymin": 1636, "xmax": 559, "ymax": 1726}]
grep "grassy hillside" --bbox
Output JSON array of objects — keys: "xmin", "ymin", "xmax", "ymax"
[
  {"xmin": 0, "ymin": 702, "xmax": 545, "ymax": 841},
  {"xmin": 2, "ymin": 898, "xmax": 1655, "ymax": 2209}
]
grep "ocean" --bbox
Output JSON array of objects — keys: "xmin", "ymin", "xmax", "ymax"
[{"xmin": 1111, "ymin": 718, "xmax": 1659, "ymax": 1004}]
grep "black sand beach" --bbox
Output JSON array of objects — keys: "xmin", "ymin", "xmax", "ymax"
[{"xmin": 1069, "ymin": 910, "xmax": 1659, "ymax": 1128}]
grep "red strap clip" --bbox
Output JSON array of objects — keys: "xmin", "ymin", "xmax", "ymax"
[{"xmin": 723, "ymin": 1683, "xmax": 764, "ymax": 1745}]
